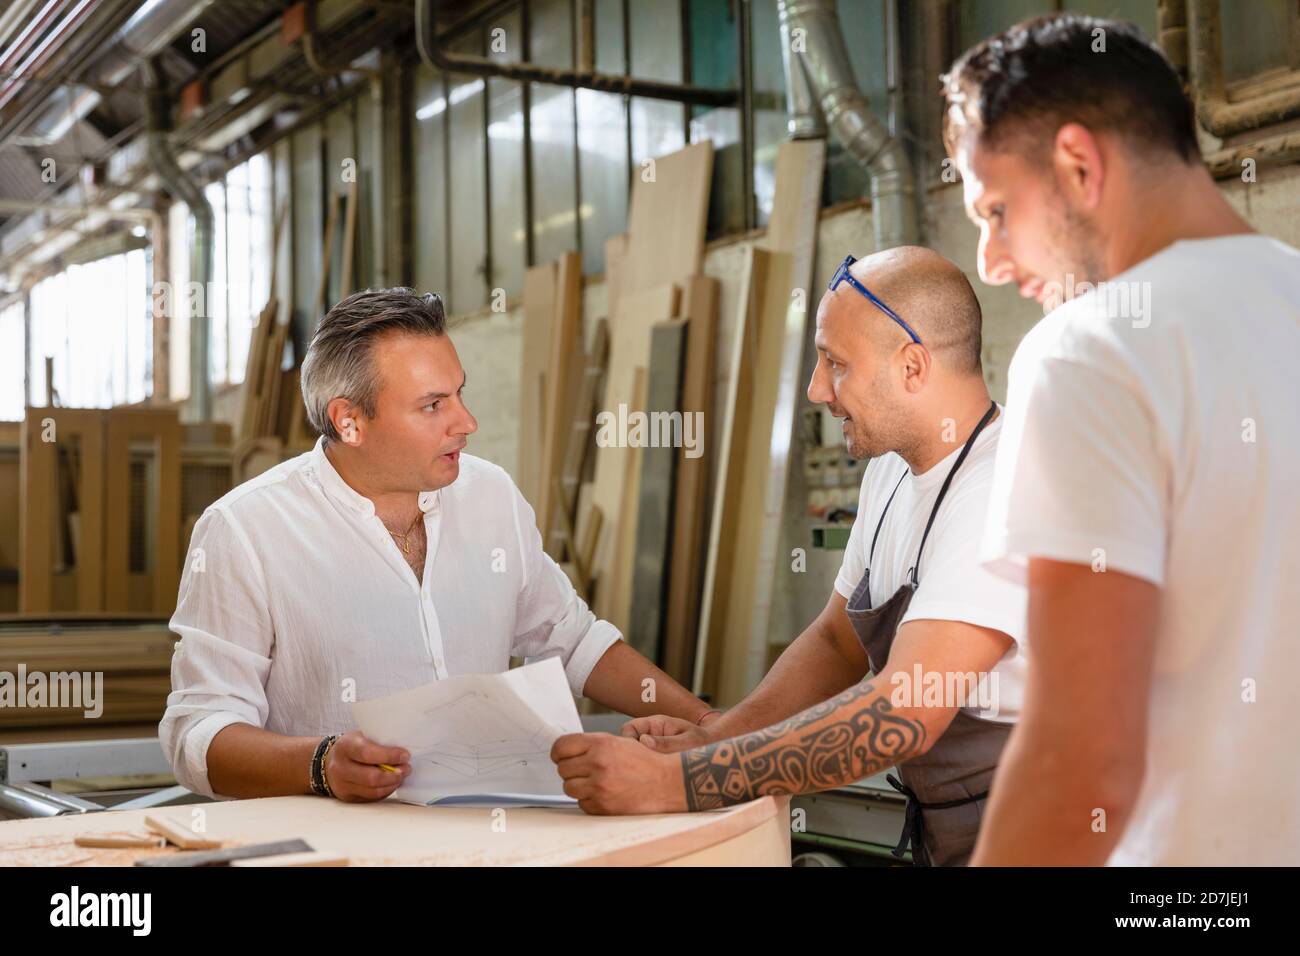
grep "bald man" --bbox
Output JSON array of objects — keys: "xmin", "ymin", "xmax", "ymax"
[{"xmin": 548, "ymin": 247, "xmax": 1028, "ymax": 866}]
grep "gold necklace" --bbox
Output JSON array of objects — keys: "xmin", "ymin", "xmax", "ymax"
[{"xmin": 386, "ymin": 512, "xmax": 423, "ymax": 555}]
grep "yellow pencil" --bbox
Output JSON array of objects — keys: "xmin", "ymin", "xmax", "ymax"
[{"xmin": 378, "ymin": 763, "xmax": 399, "ymax": 773}]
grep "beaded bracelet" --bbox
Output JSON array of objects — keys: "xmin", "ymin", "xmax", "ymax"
[
  {"xmin": 319, "ymin": 734, "xmax": 339, "ymax": 798},
  {"xmin": 309, "ymin": 734, "xmax": 337, "ymax": 797}
]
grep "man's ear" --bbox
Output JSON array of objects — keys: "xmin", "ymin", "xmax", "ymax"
[
  {"xmin": 900, "ymin": 341, "xmax": 931, "ymax": 394},
  {"xmin": 327, "ymin": 397, "xmax": 363, "ymax": 445},
  {"xmin": 1052, "ymin": 122, "xmax": 1105, "ymax": 212}
]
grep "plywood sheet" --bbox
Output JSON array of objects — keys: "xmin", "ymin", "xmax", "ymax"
[
  {"xmin": 0, "ymin": 792, "xmax": 787, "ymax": 867},
  {"xmin": 623, "ymin": 141, "xmax": 714, "ymax": 296},
  {"xmin": 693, "ymin": 247, "xmax": 793, "ymax": 703},
  {"xmin": 519, "ymin": 262, "xmax": 558, "ymax": 513},
  {"xmin": 537, "ymin": 251, "xmax": 583, "ymax": 539},
  {"xmin": 628, "ymin": 319, "xmax": 687, "ymax": 661},
  {"xmin": 661, "ymin": 275, "xmax": 719, "ymax": 684}
]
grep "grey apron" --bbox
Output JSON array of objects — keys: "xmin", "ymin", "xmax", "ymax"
[{"xmin": 843, "ymin": 402, "xmax": 1010, "ymax": 867}]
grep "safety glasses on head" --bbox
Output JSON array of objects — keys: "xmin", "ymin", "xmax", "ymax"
[{"xmin": 828, "ymin": 254, "xmax": 923, "ymax": 346}]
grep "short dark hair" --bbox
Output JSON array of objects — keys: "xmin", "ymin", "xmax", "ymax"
[
  {"xmin": 942, "ymin": 14, "xmax": 1200, "ymax": 164},
  {"xmin": 300, "ymin": 287, "xmax": 446, "ymax": 441}
]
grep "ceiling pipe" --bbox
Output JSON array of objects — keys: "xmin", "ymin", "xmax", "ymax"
[
  {"xmin": 145, "ymin": 57, "xmax": 213, "ymax": 422},
  {"xmin": 777, "ymin": 0, "xmax": 918, "ymax": 249},
  {"xmin": 1, "ymin": 2, "xmax": 407, "ymax": 284},
  {"xmin": 0, "ymin": 0, "xmax": 72, "ymax": 76},
  {"xmin": 414, "ymin": 0, "xmax": 739, "ymax": 107},
  {"xmin": 9, "ymin": 0, "xmax": 216, "ymax": 147},
  {"xmin": 0, "ymin": 0, "xmax": 141, "ymax": 148},
  {"xmin": 0, "ymin": 196, "xmax": 155, "ymax": 221},
  {"xmin": 0, "ymin": 0, "xmax": 96, "ymax": 114},
  {"xmin": 0, "ymin": 0, "xmax": 47, "ymax": 54}
]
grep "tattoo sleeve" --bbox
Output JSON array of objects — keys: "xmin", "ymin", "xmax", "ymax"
[{"xmin": 680, "ymin": 680, "xmax": 926, "ymax": 810}]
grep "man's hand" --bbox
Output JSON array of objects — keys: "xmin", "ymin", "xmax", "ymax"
[
  {"xmin": 551, "ymin": 732, "xmax": 687, "ymax": 815},
  {"xmin": 324, "ymin": 731, "xmax": 412, "ymax": 803},
  {"xmin": 619, "ymin": 714, "xmax": 715, "ymax": 753}
]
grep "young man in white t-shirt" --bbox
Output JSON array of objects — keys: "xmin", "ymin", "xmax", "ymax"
[
  {"xmin": 549, "ymin": 247, "xmax": 1028, "ymax": 866},
  {"xmin": 945, "ymin": 14, "xmax": 1300, "ymax": 865}
]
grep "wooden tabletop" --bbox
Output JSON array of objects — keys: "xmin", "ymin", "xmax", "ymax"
[{"xmin": 0, "ymin": 794, "xmax": 791, "ymax": 867}]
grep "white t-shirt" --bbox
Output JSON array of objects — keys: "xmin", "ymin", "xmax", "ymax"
[
  {"xmin": 835, "ymin": 408, "xmax": 1027, "ymax": 723},
  {"xmin": 981, "ymin": 234, "xmax": 1300, "ymax": 866}
]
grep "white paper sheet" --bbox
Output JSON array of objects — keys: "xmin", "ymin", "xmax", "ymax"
[{"xmin": 351, "ymin": 657, "xmax": 583, "ymax": 808}]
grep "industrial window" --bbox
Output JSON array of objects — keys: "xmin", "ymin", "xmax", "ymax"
[
  {"xmin": 488, "ymin": 6, "xmax": 527, "ymax": 301},
  {"xmin": 168, "ymin": 152, "xmax": 273, "ymax": 398},
  {"xmin": 214, "ymin": 153, "xmax": 273, "ymax": 386},
  {"xmin": 167, "ymin": 200, "xmax": 190, "ymax": 402},
  {"xmin": 28, "ymin": 249, "xmax": 151, "ymax": 409},
  {"xmin": 0, "ymin": 299, "xmax": 23, "ymax": 420},
  {"xmin": 410, "ymin": 0, "xmax": 709, "ymax": 312}
]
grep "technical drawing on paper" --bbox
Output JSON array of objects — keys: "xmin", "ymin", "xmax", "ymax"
[{"xmin": 409, "ymin": 690, "xmax": 566, "ymax": 779}]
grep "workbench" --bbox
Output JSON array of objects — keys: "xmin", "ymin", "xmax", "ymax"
[{"xmin": 0, "ymin": 793, "xmax": 791, "ymax": 866}]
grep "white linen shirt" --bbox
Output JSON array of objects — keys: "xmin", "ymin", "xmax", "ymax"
[{"xmin": 160, "ymin": 440, "xmax": 621, "ymax": 798}]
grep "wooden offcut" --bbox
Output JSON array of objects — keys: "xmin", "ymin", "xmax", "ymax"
[
  {"xmin": 144, "ymin": 814, "xmax": 224, "ymax": 850},
  {"xmin": 76, "ymin": 833, "xmax": 167, "ymax": 849}
]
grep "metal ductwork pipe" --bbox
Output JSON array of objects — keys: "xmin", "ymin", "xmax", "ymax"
[
  {"xmin": 144, "ymin": 58, "xmax": 212, "ymax": 422},
  {"xmin": 777, "ymin": 0, "xmax": 918, "ymax": 250},
  {"xmin": 14, "ymin": 0, "xmax": 215, "ymax": 147},
  {"xmin": 778, "ymin": 6, "xmax": 825, "ymax": 139}
]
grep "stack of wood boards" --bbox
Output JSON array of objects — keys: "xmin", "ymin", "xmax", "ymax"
[
  {"xmin": 584, "ymin": 141, "xmax": 714, "ymax": 638},
  {"xmin": 0, "ymin": 621, "xmax": 178, "ymax": 728},
  {"xmin": 695, "ymin": 139, "xmax": 826, "ymax": 705}
]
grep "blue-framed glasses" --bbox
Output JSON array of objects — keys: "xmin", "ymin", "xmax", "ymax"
[{"xmin": 828, "ymin": 254, "xmax": 923, "ymax": 346}]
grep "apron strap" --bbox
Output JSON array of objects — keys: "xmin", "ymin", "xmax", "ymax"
[
  {"xmin": 886, "ymin": 773, "xmax": 991, "ymax": 864},
  {"xmin": 909, "ymin": 401, "xmax": 998, "ymax": 586},
  {"xmin": 867, "ymin": 468, "xmax": 908, "ymax": 568}
]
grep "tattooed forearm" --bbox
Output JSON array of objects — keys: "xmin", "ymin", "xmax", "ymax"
[{"xmin": 680, "ymin": 681, "xmax": 926, "ymax": 810}]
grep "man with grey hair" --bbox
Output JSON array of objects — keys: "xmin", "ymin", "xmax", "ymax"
[{"xmin": 161, "ymin": 287, "xmax": 713, "ymax": 802}]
